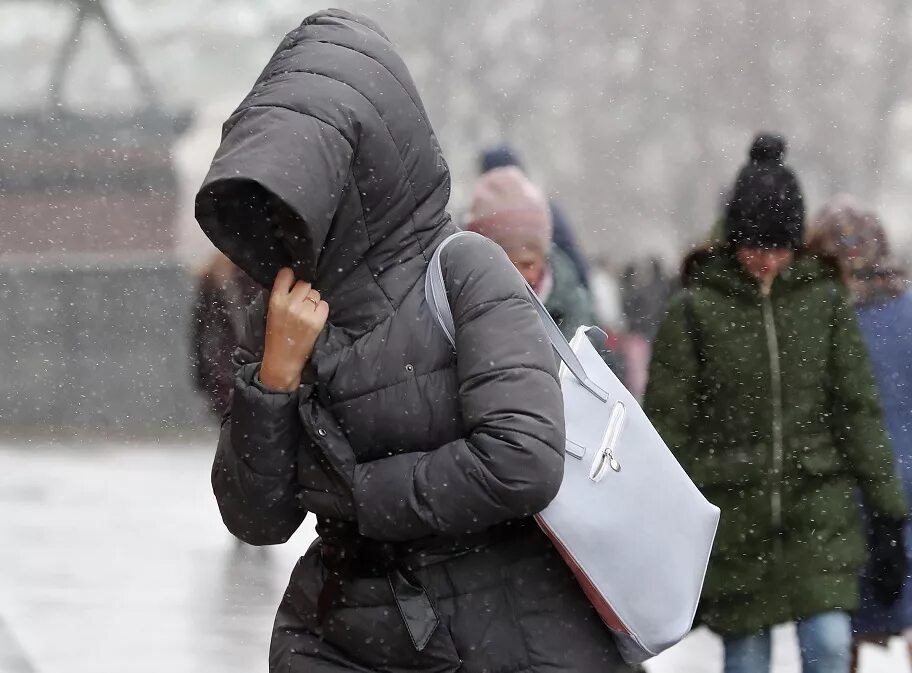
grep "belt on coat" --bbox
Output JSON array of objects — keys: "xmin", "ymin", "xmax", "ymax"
[{"xmin": 316, "ymin": 517, "xmax": 531, "ymax": 652}]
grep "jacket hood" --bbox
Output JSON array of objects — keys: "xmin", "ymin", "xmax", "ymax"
[
  {"xmin": 195, "ymin": 10, "xmax": 452, "ymax": 327},
  {"xmin": 681, "ymin": 246, "xmax": 839, "ymax": 298}
]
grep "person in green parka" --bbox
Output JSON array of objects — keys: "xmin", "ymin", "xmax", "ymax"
[{"xmin": 645, "ymin": 134, "xmax": 907, "ymax": 673}]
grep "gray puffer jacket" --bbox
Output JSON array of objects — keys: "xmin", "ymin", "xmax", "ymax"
[{"xmin": 196, "ymin": 10, "xmax": 627, "ymax": 673}]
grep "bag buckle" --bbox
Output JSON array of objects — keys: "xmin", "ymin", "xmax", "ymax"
[{"xmin": 589, "ymin": 401, "xmax": 626, "ymax": 482}]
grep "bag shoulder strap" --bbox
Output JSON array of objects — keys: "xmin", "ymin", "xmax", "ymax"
[{"xmin": 426, "ymin": 232, "xmax": 608, "ymax": 402}]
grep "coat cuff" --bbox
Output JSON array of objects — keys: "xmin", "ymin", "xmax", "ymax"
[
  {"xmin": 231, "ymin": 363, "xmax": 302, "ymax": 477},
  {"xmin": 353, "ymin": 452, "xmax": 432, "ymax": 541}
]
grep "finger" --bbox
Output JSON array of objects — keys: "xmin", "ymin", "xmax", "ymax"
[
  {"xmin": 288, "ymin": 279, "xmax": 313, "ymax": 303},
  {"xmin": 304, "ymin": 288, "xmax": 321, "ymax": 306},
  {"xmin": 314, "ymin": 300, "xmax": 330, "ymax": 321},
  {"xmin": 272, "ymin": 268, "xmax": 295, "ymax": 295}
]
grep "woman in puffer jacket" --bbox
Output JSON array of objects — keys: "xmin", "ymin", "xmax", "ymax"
[{"xmin": 194, "ymin": 10, "xmax": 629, "ymax": 673}]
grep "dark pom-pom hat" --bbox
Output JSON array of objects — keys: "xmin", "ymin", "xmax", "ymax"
[
  {"xmin": 748, "ymin": 134, "xmax": 787, "ymax": 163},
  {"xmin": 726, "ymin": 133, "xmax": 805, "ymax": 249}
]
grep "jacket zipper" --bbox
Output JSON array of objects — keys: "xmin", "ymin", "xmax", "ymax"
[{"xmin": 760, "ymin": 287, "xmax": 784, "ymax": 542}]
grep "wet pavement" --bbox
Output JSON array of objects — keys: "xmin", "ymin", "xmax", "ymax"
[{"xmin": 0, "ymin": 439, "xmax": 906, "ymax": 673}]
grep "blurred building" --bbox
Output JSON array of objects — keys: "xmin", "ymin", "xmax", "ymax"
[{"xmin": 0, "ymin": 1, "xmax": 206, "ymax": 433}]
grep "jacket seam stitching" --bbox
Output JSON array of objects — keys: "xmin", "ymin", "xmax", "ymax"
[
  {"xmin": 462, "ymin": 363, "xmax": 559, "ymax": 386},
  {"xmin": 483, "ymin": 424, "xmax": 562, "ymax": 455},
  {"xmin": 327, "ymin": 364, "xmax": 454, "ymax": 406},
  {"xmin": 311, "ymin": 37, "xmax": 432, "ymax": 135},
  {"xmin": 238, "ymin": 102, "xmax": 354, "ymax": 150}
]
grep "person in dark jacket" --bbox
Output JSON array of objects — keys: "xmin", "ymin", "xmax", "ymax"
[
  {"xmin": 189, "ymin": 251, "xmax": 260, "ymax": 418},
  {"xmin": 644, "ymin": 134, "xmax": 907, "ymax": 673},
  {"xmin": 619, "ymin": 257, "xmax": 675, "ymax": 343},
  {"xmin": 195, "ymin": 11, "xmax": 629, "ymax": 673},
  {"xmin": 479, "ymin": 144, "xmax": 591, "ymax": 288},
  {"xmin": 809, "ymin": 197, "xmax": 912, "ymax": 670}
]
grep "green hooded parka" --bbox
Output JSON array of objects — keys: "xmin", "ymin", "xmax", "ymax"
[{"xmin": 645, "ymin": 248, "xmax": 905, "ymax": 636}]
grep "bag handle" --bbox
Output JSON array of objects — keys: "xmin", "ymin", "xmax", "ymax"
[{"xmin": 425, "ymin": 231, "xmax": 609, "ymax": 402}]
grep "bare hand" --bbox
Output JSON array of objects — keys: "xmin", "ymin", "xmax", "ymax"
[{"xmin": 259, "ymin": 268, "xmax": 329, "ymax": 392}]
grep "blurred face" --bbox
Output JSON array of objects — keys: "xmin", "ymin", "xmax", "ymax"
[
  {"xmin": 507, "ymin": 247, "xmax": 547, "ymax": 287},
  {"xmin": 736, "ymin": 247, "xmax": 794, "ymax": 282}
]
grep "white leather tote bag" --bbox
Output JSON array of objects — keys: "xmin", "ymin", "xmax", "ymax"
[{"xmin": 425, "ymin": 232, "xmax": 720, "ymax": 664}]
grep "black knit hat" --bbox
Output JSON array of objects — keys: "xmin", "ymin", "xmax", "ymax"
[{"xmin": 726, "ymin": 133, "xmax": 805, "ymax": 248}]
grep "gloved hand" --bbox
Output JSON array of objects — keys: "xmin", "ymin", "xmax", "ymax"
[{"xmin": 865, "ymin": 515, "xmax": 908, "ymax": 606}]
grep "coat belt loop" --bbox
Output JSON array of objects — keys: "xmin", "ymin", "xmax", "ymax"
[{"xmin": 388, "ymin": 567, "xmax": 439, "ymax": 652}]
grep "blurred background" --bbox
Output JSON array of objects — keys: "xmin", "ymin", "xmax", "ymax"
[
  {"xmin": 4, "ymin": 0, "xmax": 912, "ymax": 431},
  {"xmin": 1, "ymin": 1, "xmax": 911, "ymax": 671}
]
